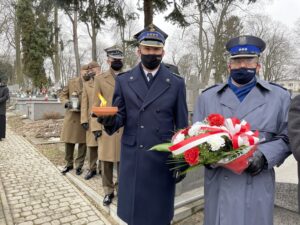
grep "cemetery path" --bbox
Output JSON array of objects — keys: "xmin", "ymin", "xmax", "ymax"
[{"xmin": 0, "ymin": 127, "xmax": 110, "ymax": 225}]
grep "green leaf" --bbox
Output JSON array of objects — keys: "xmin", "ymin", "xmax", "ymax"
[{"xmin": 149, "ymin": 143, "xmax": 172, "ymax": 152}]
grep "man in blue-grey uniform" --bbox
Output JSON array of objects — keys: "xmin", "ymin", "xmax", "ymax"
[
  {"xmin": 96, "ymin": 24, "xmax": 188, "ymax": 225},
  {"xmin": 193, "ymin": 35, "xmax": 291, "ymax": 225}
]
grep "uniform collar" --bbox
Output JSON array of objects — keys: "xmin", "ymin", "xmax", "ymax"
[{"xmin": 216, "ymin": 76, "xmax": 271, "ymax": 93}]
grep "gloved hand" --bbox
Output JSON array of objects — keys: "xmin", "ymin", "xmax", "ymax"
[
  {"xmin": 97, "ymin": 115, "xmax": 116, "ymax": 127},
  {"xmin": 204, "ymin": 164, "xmax": 214, "ymax": 170},
  {"xmin": 93, "ymin": 130, "xmax": 102, "ymax": 141},
  {"xmin": 246, "ymin": 151, "xmax": 267, "ymax": 176},
  {"xmin": 81, "ymin": 123, "xmax": 89, "ymax": 130},
  {"xmin": 173, "ymin": 169, "xmax": 186, "ymax": 184},
  {"xmin": 65, "ymin": 101, "xmax": 72, "ymax": 109}
]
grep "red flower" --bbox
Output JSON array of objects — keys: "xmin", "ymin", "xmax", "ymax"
[
  {"xmin": 184, "ymin": 147, "xmax": 200, "ymax": 166},
  {"xmin": 181, "ymin": 127, "xmax": 190, "ymax": 135},
  {"xmin": 207, "ymin": 114, "xmax": 225, "ymax": 126}
]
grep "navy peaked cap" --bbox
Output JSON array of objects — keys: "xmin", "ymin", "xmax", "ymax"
[
  {"xmin": 226, "ymin": 35, "xmax": 266, "ymax": 58},
  {"xmin": 134, "ymin": 24, "xmax": 168, "ymax": 47}
]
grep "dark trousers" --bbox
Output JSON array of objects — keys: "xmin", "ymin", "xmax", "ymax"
[
  {"xmin": 102, "ymin": 161, "xmax": 119, "ymax": 195},
  {"xmin": 0, "ymin": 115, "xmax": 6, "ymax": 138},
  {"xmin": 87, "ymin": 146, "xmax": 101, "ymax": 172},
  {"xmin": 65, "ymin": 143, "xmax": 87, "ymax": 168}
]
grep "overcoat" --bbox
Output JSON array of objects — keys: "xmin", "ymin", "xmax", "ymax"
[
  {"xmin": 288, "ymin": 94, "xmax": 300, "ymax": 161},
  {"xmin": 105, "ymin": 63, "xmax": 188, "ymax": 225},
  {"xmin": 0, "ymin": 84, "xmax": 9, "ymax": 115},
  {"xmin": 193, "ymin": 78, "xmax": 291, "ymax": 225},
  {"xmin": 81, "ymin": 78, "xmax": 101, "ymax": 147},
  {"xmin": 91, "ymin": 69, "xmax": 123, "ymax": 162},
  {"xmin": 60, "ymin": 77, "xmax": 86, "ymax": 144}
]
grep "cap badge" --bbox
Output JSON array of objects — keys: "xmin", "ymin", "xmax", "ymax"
[{"xmin": 238, "ymin": 36, "xmax": 247, "ymax": 45}]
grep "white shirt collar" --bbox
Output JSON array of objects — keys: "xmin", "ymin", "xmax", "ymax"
[{"xmin": 143, "ymin": 67, "xmax": 159, "ymax": 81}]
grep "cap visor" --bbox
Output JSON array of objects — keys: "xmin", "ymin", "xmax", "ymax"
[
  {"xmin": 230, "ymin": 54, "xmax": 259, "ymax": 59},
  {"xmin": 109, "ymin": 55, "xmax": 124, "ymax": 59},
  {"xmin": 140, "ymin": 40, "xmax": 164, "ymax": 47}
]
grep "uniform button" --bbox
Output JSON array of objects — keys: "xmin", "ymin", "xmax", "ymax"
[
  {"xmin": 139, "ymin": 145, "xmax": 144, "ymax": 148},
  {"xmin": 224, "ymin": 176, "xmax": 228, "ymax": 180},
  {"xmin": 140, "ymin": 125, "xmax": 144, "ymax": 128},
  {"xmin": 156, "ymin": 109, "xmax": 160, "ymax": 113},
  {"xmin": 141, "ymin": 108, "xmax": 145, "ymax": 111}
]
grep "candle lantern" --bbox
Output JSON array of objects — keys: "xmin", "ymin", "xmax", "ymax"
[{"xmin": 70, "ymin": 91, "xmax": 80, "ymax": 111}]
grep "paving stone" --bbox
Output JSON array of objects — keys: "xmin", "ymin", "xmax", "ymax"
[{"xmin": 0, "ymin": 128, "xmax": 106, "ymax": 225}]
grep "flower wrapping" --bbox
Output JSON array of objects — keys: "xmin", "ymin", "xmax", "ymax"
[{"xmin": 151, "ymin": 114, "xmax": 259, "ymax": 175}]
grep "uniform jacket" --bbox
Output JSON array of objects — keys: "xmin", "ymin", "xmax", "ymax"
[
  {"xmin": 193, "ymin": 78, "xmax": 291, "ymax": 225},
  {"xmin": 91, "ymin": 69, "xmax": 123, "ymax": 162},
  {"xmin": 81, "ymin": 78, "xmax": 101, "ymax": 147},
  {"xmin": 288, "ymin": 94, "xmax": 300, "ymax": 161},
  {"xmin": 0, "ymin": 84, "xmax": 9, "ymax": 115},
  {"xmin": 60, "ymin": 77, "xmax": 86, "ymax": 144},
  {"xmin": 105, "ymin": 63, "xmax": 188, "ymax": 225}
]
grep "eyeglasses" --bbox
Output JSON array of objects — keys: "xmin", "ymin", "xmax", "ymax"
[{"xmin": 230, "ymin": 57, "xmax": 258, "ymax": 66}]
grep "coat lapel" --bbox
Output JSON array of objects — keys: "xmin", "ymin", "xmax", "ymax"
[
  {"xmin": 104, "ymin": 70, "xmax": 115, "ymax": 87},
  {"xmin": 128, "ymin": 66, "xmax": 148, "ymax": 101},
  {"xmin": 235, "ymin": 85, "xmax": 266, "ymax": 119},
  {"xmin": 219, "ymin": 86, "xmax": 240, "ymax": 111},
  {"xmin": 142, "ymin": 65, "xmax": 171, "ymax": 109}
]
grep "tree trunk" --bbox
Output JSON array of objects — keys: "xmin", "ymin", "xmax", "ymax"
[
  {"xmin": 144, "ymin": 0, "xmax": 153, "ymax": 27},
  {"xmin": 91, "ymin": 21, "xmax": 97, "ymax": 61},
  {"xmin": 14, "ymin": 17, "xmax": 22, "ymax": 85},
  {"xmin": 53, "ymin": 5, "xmax": 60, "ymax": 82},
  {"xmin": 73, "ymin": 11, "xmax": 80, "ymax": 76}
]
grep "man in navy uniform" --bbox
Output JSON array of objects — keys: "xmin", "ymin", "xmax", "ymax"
[
  {"xmin": 193, "ymin": 35, "xmax": 291, "ymax": 225},
  {"xmin": 97, "ymin": 24, "xmax": 188, "ymax": 225}
]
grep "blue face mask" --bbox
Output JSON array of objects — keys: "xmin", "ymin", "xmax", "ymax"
[{"xmin": 230, "ymin": 68, "xmax": 256, "ymax": 85}]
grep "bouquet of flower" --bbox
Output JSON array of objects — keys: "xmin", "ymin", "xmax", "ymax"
[{"xmin": 150, "ymin": 114, "xmax": 260, "ymax": 174}]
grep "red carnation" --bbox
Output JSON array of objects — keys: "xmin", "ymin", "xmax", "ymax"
[
  {"xmin": 181, "ymin": 127, "xmax": 190, "ymax": 135},
  {"xmin": 184, "ymin": 147, "xmax": 200, "ymax": 166},
  {"xmin": 207, "ymin": 114, "xmax": 225, "ymax": 126}
]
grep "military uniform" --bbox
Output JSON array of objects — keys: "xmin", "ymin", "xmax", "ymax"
[
  {"xmin": 60, "ymin": 76, "xmax": 87, "ymax": 170},
  {"xmin": 92, "ymin": 46, "xmax": 124, "ymax": 205},
  {"xmin": 99, "ymin": 25, "xmax": 188, "ymax": 225},
  {"xmin": 193, "ymin": 35, "xmax": 291, "ymax": 225},
  {"xmin": 81, "ymin": 76, "xmax": 101, "ymax": 175}
]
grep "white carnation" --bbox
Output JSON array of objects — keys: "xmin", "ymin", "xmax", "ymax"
[
  {"xmin": 188, "ymin": 122, "xmax": 205, "ymax": 136},
  {"xmin": 207, "ymin": 136, "xmax": 226, "ymax": 151},
  {"xmin": 173, "ymin": 133, "xmax": 185, "ymax": 144}
]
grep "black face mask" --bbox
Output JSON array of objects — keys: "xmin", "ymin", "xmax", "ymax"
[
  {"xmin": 82, "ymin": 74, "xmax": 90, "ymax": 81},
  {"xmin": 230, "ymin": 68, "xmax": 256, "ymax": 85},
  {"xmin": 88, "ymin": 72, "xmax": 96, "ymax": 79},
  {"xmin": 111, "ymin": 60, "xmax": 123, "ymax": 71},
  {"xmin": 141, "ymin": 54, "xmax": 162, "ymax": 70}
]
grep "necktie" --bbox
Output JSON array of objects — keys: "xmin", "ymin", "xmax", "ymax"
[{"xmin": 147, "ymin": 73, "xmax": 153, "ymax": 82}]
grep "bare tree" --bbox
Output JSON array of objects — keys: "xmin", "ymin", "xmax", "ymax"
[{"xmin": 245, "ymin": 14, "xmax": 293, "ymax": 81}]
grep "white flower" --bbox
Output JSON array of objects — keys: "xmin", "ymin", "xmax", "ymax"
[
  {"xmin": 172, "ymin": 132, "xmax": 185, "ymax": 144},
  {"xmin": 188, "ymin": 122, "xmax": 206, "ymax": 136},
  {"xmin": 207, "ymin": 136, "xmax": 226, "ymax": 151}
]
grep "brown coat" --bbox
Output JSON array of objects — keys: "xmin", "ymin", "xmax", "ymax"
[
  {"xmin": 92, "ymin": 69, "xmax": 122, "ymax": 162},
  {"xmin": 81, "ymin": 78, "xmax": 101, "ymax": 147},
  {"xmin": 60, "ymin": 77, "xmax": 86, "ymax": 143}
]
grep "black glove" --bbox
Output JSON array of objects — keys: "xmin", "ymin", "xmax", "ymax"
[
  {"xmin": 97, "ymin": 115, "xmax": 116, "ymax": 127},
  {"xmin": 173, "ymin": 169, "xmax": 186, "ymax": 184},
  {"xmin": 93, "ymin": 130, "xmax": 102, "ymax": 141},
  {"xmin": 65, "ymin": 101, "xmax": 72, "ymax": 109},
  {"xmin": 246, "ymin": 151, "xmax": 267, "ymax": 176},
  {"xmin": 81, "ymin": 123, "xmax": 89, "ymax": 130},
  {"xmin": 204, "ymin": 164, "xmax": 214, "ymax": 170}
]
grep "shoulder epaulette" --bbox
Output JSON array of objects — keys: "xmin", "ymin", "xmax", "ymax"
[
  {"xmin": 202, "ymin": 84, "xmax": 219, "ymax": 93},
  {"xmin": 117, "ymin": 71, "xmax": 127, "ymax": 77},
  {"xmin": 171, "ymin": 72, "xmax": 183, "ymax": 79},
  {"xmin": 269, "ymin": 82, "xmax": 287, "ymax": 91}
]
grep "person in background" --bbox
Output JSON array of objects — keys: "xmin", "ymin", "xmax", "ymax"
[
  {"xmin": 60, "ymin": 65, "xmax": 88, "ymax": 175},
  {"xmin": 0, "ymin": 78, "xmax": 9, "ymax": 141},
  {"xmin": 81, "ymin": 61, "xmax": 102, "ymax": 180},
  {"xmin": 92, "ymin": 45, "xmax": 124, "ymax": 206}
]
